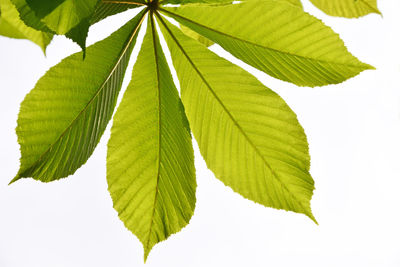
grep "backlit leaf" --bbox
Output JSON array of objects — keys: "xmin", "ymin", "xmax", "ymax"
[
  {"xmin": 11, "ymin": 10, "xmax": 146, "ymax": 184},
  {"xmin": 10, "ymin": 0, "xmax": 104, "ymax": 51},
  {"xmin": 0, "ymin": 0, "xmax": 52, "ymax": 52},
  {"xmin": 24, "ymin": 0, "xmax": 98, "ymax": 34},
  {"xmin": 310, "ymin": 0, "xmax": 381, "ymax": 18},
  {"xmin": 281, "ymin": 0, "xmax": 303, "ymax": 8},
  {"xmin": 158, "ymin": 15, "xmax": 316, "ymax": 222},
  {"xmin": 162, "ymin": 0, "xmax": 233, "ymax": 5},
  {"xmin": 107, "ymin": 14, "xmax": 196, "ymax": 260},
  {"xmin": 10, "ymin": 0, "xmax": 51, "ymax": 32},
  {"xmin": 180, "ymin": 24, "xmax": 213, "ymax": 46},
  {"xmin": 174, "ymin": 0, "xmax": 302, "ymax": 47},
  {"xmin": 90, "ymin": 1, "xmax": 144, "ymax": 25},
  {"xmin": 160, "ymin": 0, "xmax": 373, "ymax": 87}
]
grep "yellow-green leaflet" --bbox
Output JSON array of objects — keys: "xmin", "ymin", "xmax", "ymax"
[
  {"xmin": 163, "ymin": 0, "xmax": 303, "ymax": 7},
  {"xmin": 11, "ymin": 10, "xmax": 146, "ymax": 184},
  {"xmin": 9, "ymin": 0, "xmax": 143, "ymax": 52},
  {"xmin": 0, "ymin": 0, "xmax": 52, "ymax": 52},
  {"xmin": 160, "ymin": 0, "xmax": 373, "ymax": 87},
  {"xmin": 282, "ymin": 0, "xmax": 302, "ymax": 8},
  {"xmin": 107, "ymin": 15, "xmax": 196, "ymax": 261},
  {"xmin": 178, "ymin": 0, "xmax": 303, "ymax": 48},
  {"xmin": 90, "ymin": 1, "xmax": 144, "ymax": 25},
  {"xmin": 310, "ymin": 0, "xmax": 381, "ymax": 18},
  {"xmin": 157, "ymin": 14, "xmax": 316, "ymax": 222}
]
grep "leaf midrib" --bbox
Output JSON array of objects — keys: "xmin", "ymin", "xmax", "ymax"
[
  {"xmin": 144, "ymin": 13, "xmax": 162, "ymax": 257},
  {"xmin": 12, "ymin": 10, "xmax": 147, "ymax": 183},
  {"xmin": 158, "ymin": 14, "xmax": 315, "ymax": 221},
  {"xmin": 160, "ymin": 7, "xmax": 370, "ymax": 69}
]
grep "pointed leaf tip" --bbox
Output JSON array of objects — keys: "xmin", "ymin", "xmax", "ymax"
[
  {"xmin": 8, "ymin": 175, "xmax": 21, "ymax": 185},
  {"xmin": 306, "ymin": 209, "xmax": 318, "ymax": 225},
  {"xmin": 310, "ymin": 0, "xmax": 381, "ymax": 18},
  {"xmin": 143, "ymin": 247, "xmax": 152, "ymax": 263}
]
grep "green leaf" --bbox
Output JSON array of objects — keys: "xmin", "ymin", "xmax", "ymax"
[
  {"xmin": 279, "ymin": 0, "xmax": 303, "ymax": 8},
  {"xmin": 176, "ymin": 0, "xmax": 302, "ymax": 47},
  {"xmin": 250, "ymin": 0, "xmax": 303, "ymax": 7},
  {"xmin": 161, "ymin": 0, "xmax": 302, "ymax": 8},
  {"xmin": 10, "ymin": 0, "xmax": 102, "ymax": 51},
  {"xmin": 310, "ymin": 0, "xmax": 381, "ymax": 18},
  {"xmin": 11, "ymin": 9, "xmax": 147, "ymax": 184},
  {"xmin": 160, "ymin": 0, "xmax": 373, "ymax": 87},
  {"xmin": 10, "ymin": 0, "xmax": 52, "ymax": 33},
  {"xmin": 157, "ymin": 15, "xmax": 316, "ymax": 222},
  {"xmin": 180, "ymin": 24, "xmax": 213, "ymax": 47},
  {"xmin": 107, "ymin": 14, "xmax": 196, "ymax": 261},
  {"xmin": 0, "ymin": 0, "xmax": 52, "ymax": 52},
  {"xmin": 25, "ymin": 0, "xmax": 98, "ymax": 34},
  {"xmin": 9, "ymin": 0, "xmax": 88, "ymax": 51},
  {"xmin": 90, "ymin": 1, "xmax": 144, "ymax": 25},
  {"xmin": 64, "ymin": 17, "xmax": 90, "ymax": 54},
  {"xmin": 161, "ymin": 0, "xmax": 233, "ymax": 5},
  {"xmin": 174, "ymin": 0, "xmax": 302, "ymax": 48}
]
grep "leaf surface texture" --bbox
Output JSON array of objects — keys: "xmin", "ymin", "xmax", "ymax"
[
  {"xmin": 158, "ymin": 16, "xmax": 316, "ymax": 221},
  {"xmin": 180, "ymin": 24, "xmax": 213, "ymax": 47},
  {"xmin": 310, "ymin": 0, "xmax": 381, "ymax": 18},
  {"xmin": 162, "ymin": 0, "xmax": 302, "ymax": 6},
  {"xmin": 161, "ymin": 0, "xmax": 372, "ymax": 86},
  {"xmin": 24, "ymin": 0, "xmax": 98, "ymax": 34},
  {"xmin": 90, "ymin": 1, "xmax": 143, "ymax": 25},
  {"xmin": 107, "ymin": 15, "xmax": 196, "ymax": 260},
  {"xmin": 12, "ymin": 10, "xmax": 146, "ymax": 183},
  {"xmin": 0, "ymin": 0, "xmax": 52, "ymax": 51}
]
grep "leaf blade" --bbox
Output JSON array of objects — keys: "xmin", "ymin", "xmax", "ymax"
[
  {"xmin": 0, "ymin": 0, "xmax": 52, "ymax": 52},
  {"xmin": 157, "ymin": 15, "xmax": 316, "ymax": 222},
  {"xmin": 310, "ymin": 0, "xmax": 381, "ymax": 18},
  {"xmin": 11, "ymin": 9, "xmax": 147, "ymax": 184},
  {"xmin": 161, "ymin": 0, "xmax": 303, "ymax": 6},
  {"xmin": 10, "ymin": 0, "xmax": 116, "ymax": 51},
  {"xmin": 107, "ymin": 14, "xmax": 196, "ymax": 261},
  {"xmin": 180, "ymin": 24, "xmax": 213, "ymax": 47},
  {"xmin": 161, "ymin": 0, "xmax": 373, "ymax": 87},
  {"xmin": 25, "ymin": 0, "xmax": 98, "ymax": 34},
  {"xmin": 90, "ymin": 1, "xmax": 144, "ymax": 25}
]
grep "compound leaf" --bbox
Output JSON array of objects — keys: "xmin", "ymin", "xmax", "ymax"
[
  {"xmin": 160, "ymin": 0, "xmax": 373, "ymax": 87},
  {"xmin": 0, "ymin": 0, "xmax": 52, "ymax": 52},
  {"xmin": 107, "ymin": 15, "xmax": 196, "ymax": 261},
  {"xmin": 310, "ymin": 0, "xmax": 381, "ymax": 18},
  {"xmin": 11, "ymin": 10, "xmax": 146, "ymax": 184},
  {"xmin": 158, "ymin": 15, "xmax": 316, "ymax": 222}
]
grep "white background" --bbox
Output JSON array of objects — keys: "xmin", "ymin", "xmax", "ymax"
[{"xmin": 1, "ymin": 1, "xmax": 400, "ymax": 266}]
